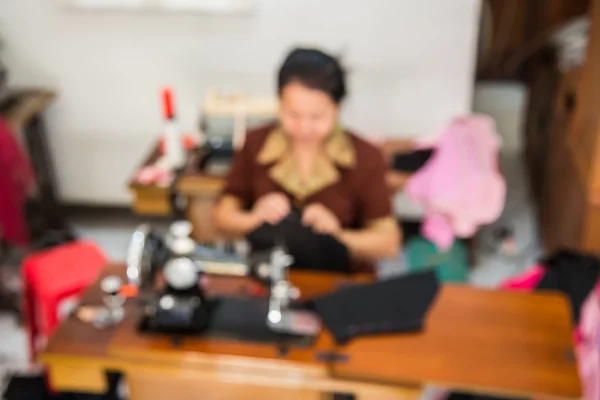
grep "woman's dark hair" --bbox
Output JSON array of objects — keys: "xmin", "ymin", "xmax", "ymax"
[{"xmin": 277, "ymin": 48, "xmax": 346, "ymax": 104}]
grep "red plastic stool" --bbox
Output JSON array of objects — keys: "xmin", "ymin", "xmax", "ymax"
[{"xmin": 23, "ymin": 240, "xmax": 107, "ymax": 361}]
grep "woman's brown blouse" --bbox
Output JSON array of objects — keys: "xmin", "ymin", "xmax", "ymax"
[{"xmin": 222, "ymin": 124, "xmax": 393, "ymax": 230}]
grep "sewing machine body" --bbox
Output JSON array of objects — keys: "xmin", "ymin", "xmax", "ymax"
[{"xmin": 125, "ymin": 222, "xmax": 321, "ymax": 341}]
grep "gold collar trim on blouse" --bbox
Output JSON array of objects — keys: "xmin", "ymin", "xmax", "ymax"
[
  {"xmin": 256, "ymin": 126, "xmax": 356, "ymax": 200},
  {"xmin": 257, "ymin": 125, "xmax": 356, "ymax": 167}
]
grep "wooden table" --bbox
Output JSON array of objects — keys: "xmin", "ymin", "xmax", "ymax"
[{"xmin": 40, "ymin": 264, "xmax": 581, "ymax": 400}]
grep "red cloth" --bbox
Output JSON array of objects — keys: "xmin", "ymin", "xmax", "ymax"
[
  {"xmin": 23, "ymin": 240, "xmax": 107, "ymax": 359},
  {"xmin": 0, "ymin": 118, "xmax": 35, "ymax": 246}
]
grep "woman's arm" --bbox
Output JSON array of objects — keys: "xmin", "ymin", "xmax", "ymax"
[
  {"xmin": 213, "ymin": 195, "xmax": 261, "ymax": 239},
  {"xmin": 303, "ymin": 203, "xmax": 401, "ymax": 260},
  {"xmin": 338, "ymin": 218, "xmax": 401, "ymax": 260},
  {"xmin": 386, "ymin": 171, "xmax": 412, "ymax": 193},
  {"xmin": 340, "ymin": 141, "xmax": 403, "ymax": 260}
]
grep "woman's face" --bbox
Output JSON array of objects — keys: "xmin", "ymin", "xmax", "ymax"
[{"xmin": 279, "ymin": 81, "xmax": 339, "ymax": 145}]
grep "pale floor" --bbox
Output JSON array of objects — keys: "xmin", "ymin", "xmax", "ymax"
[{"xmin": 0, "ymin": 153, "xmax": 540, "ymax": 397}]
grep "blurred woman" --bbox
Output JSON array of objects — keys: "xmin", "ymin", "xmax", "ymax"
[{"xmin": 213, "ymin": 48, "xmax": 401, "ymax": 272}]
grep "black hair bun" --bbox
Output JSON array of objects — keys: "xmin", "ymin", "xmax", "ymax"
[{"xmin": 278, "ymin": 47, "xmax": 347, "ymax": 104}]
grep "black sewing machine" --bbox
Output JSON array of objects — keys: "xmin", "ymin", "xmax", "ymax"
[{"xmin": 123, "ymin": 221, "xmax": 321, "ymax": 344}]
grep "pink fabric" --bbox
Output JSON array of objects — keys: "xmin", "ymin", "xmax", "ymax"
[
  {"xmin": 499, "ymin": 264, "xmax": 546, "ymax": 291},
  {"xmin": 406, "ymin": 115, "xmax": 506, "ymax": 250},
  {"xmin": 0, "ymin": 118, "xmax": 35, "ymax": 246},
  {"xmin": 575, "ymin": 284, "xmax": 600, "ymax": 400}
]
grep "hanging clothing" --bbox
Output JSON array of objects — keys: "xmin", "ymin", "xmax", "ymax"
[
  {"xmin": 405, "ymin": 115, "xmax": 506, "ymax": 250},
  {"xmin": 0, "ymin": 118, "xmax": 35, "ymax": 247}
]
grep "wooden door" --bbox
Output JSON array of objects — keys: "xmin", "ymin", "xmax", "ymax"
[{"xmin": 540, "ymin": 0, "xmax": 600, "ymax": 255}]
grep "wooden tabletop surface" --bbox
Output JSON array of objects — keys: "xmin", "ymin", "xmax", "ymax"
[
  {"xmin": 332, "ymin": 285, "xmax": 581, "ymax": 399},
  {"xmin": 42, "ymin": 264, "xmax": 582, "ymax": 399}
]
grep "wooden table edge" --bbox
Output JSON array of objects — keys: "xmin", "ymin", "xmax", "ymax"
[
  {"xmin": 106, "ymin": 343, "xmax": 330, "ymax": 378},
  {"xmin": 41, "ymin": 351, "xmax": 422, "ymax": 399}
]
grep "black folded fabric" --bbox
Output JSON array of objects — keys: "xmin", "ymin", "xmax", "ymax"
[
  {"xmin": 310, "ymin": 271, "xmax": 440, "ymax": 344},
  {"xmin": 247, "ymin": 210, "xmax": 351, "ymax": 273},
  {"xmin": 447, "ymin": 392, "xmax": 519, "ymax": 400},
  {"xmin": 392, "ymin": 149, "xmax": 434, "ymax": 172},
  {"xmin": 536, "ymin": 249, "xmax": 600, "ymax": 324},
  {"xmin": 3, "ymin": 373, "xmax": 121, "ymax": 400}
]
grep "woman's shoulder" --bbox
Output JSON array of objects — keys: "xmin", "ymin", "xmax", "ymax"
[
  {"xmin": 344, "ymin": 129, "xmax": 386, "ymax": 166},
  {"xmin": 241, "ymin": 122, "xmax": 277, "ymax": 153}
]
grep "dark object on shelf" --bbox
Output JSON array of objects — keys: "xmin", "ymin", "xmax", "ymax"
[
  {"xmin": 392, "ymin": 149, "xmax": 434, "ymax": 172},
  {"xmin": 201, "ymin": 138, "xmax": 234, "ymax": 164},
  {"xmin": 197, "ymin": 139, "xmax": 234, "ymax": 177},
  {"xmin": 0, "ymin": 60, "xmax": 7, "ymax": 98}
]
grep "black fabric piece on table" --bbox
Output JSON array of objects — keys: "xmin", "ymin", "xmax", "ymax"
[
  {"xmin": 310, "ymin": 270, "xmax": 439, "ymax": 344},
  {"xmin": 392, "ymin": 149, "xmax": 434, "ymax": 172},
  {"xmin": 206, "ymin": 296, "xmax": 314, "ymax": 346},
  {"xmin": 536, "ymin": 249, "xmax": 600, "ymax": 324},
  {"xmin": 247, "ymin": 209, "xmax": 351, "ymax": 273},
  {"xmin": 3, "ymin": 373, "xmax": 120, "ymax": 400}
]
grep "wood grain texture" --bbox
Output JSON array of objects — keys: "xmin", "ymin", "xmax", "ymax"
[
  {"xmin": 123, "ymin": 363, "xmax": 421, "ymax": 400},
  {"xmin": 177, "ymin": 174, "xmax": 225, "ymax": 198},
  {"xmin": 532, "ymin": 0, "xmax": 600, "ymax": 257},
  {"xmin": 332, "ymin": 285, "xmax": 581, "ymax": 400},
  {"xmin": 539, "ymin": 68, "xmax": 586, "ymax": 253},
  {"xmin": 584, "ymin": 0, "xmax": 600, "ymax": 193},
  {"xmin": 128, "ymin": 146, "xmax": 173, "ymax": 216},
  {"xmin": 480, "ymin": 0, "xmax": 588, "ymax": 78},
  {"xmin": 125, "ymin": 367, "xmax": 326, "ymax": 400}
]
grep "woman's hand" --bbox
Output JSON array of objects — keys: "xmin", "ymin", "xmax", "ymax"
[
  {"xmin": 379, "ymin": 139, "xmax": 416, "ymax": 162},
  {"xmin": 302, "ymin": 203, "xmax": 341, "ymax": 236},
  {"xmin": 386, "ymin": 171, "xmax": 412, "ymax": 193},
  {"xmin": 251, "ymin": 192, "xmax": 291, "ymax": 225}
]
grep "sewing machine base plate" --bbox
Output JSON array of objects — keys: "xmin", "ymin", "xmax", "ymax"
[{"xmin": 138, "ymin": 296, "xmax": 317, "ymax": 348}]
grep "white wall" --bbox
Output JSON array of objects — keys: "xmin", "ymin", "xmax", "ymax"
[
  {"xmin": 0, "ymin": 0, "xmax": 481, "ymax": 205},
  {"xmin": 473, "ymin": 82, "xmax": 528, "ymax": 153}
]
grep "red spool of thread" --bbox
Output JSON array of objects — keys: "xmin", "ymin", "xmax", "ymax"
[{"xmin": 161, "ymin": 86, "xmax": 175, "ymax": 120}]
